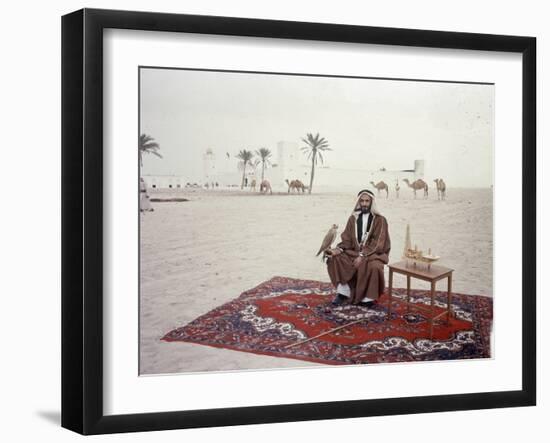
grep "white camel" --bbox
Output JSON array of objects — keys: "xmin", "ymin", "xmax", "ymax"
[
  {"xmin": 434, "ymin": 178, "xmax": 447, "ymax": 200},
  {"xmin": 259, "ymin": 179, "xmax": 272, "ymax": 195}
]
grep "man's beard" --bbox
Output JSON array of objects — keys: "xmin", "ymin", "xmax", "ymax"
[{"xmin": 359, "ymin": 207, "xmax": 370, "ymax": 214}]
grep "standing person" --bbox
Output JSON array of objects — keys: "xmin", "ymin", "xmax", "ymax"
[
  {"xmin": 325, "ymin": 189, "xmax": 391, "ymax": 306},
  {"xmin": 140, "ymin": 177, "xmax": 154, "ymax": 212}
]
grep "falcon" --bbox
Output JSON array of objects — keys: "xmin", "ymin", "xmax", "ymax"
[{"xmin": 316, "ymin": 224, "xmax": 338, "ymax": 256}]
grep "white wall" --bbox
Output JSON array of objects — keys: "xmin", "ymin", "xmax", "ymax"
[{"xmin": 0, "ymin": 1, "xmax": 545, "ymax": 441}]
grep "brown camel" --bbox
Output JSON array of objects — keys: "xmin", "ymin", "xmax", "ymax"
[
  {"xmin": 285, "ymin": 179, "xmax": 306, "ymax": 193},
  {"xmin": 434, "ymin": 178, "xmax": 447, "ymax": 200},
  {"xmin": 403, "ymin": 178, "xmax": 429, "ymax": 199},
  {"xmin": 295, "ymin": 179, "xmax": 306, "ymax": 193},
  {"xmin": 259, "ymin": 179, "xmax": 272, "ymax": 195},
  {"xmin": 370, "ymin": 181, "xmax": 389, "ymax": 198}
]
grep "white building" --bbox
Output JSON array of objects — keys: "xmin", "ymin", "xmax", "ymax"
[
  {"xmin": 144, "ymin": 144, "xmax": 426, "ymax": 192},
  {"xmin": 271, "ymin": 140, "xmax": 426, "ymax": 191}
]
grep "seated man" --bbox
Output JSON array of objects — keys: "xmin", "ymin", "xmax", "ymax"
[{"xmin": 325, "ymin": 189, "xmax": 391, "ymax": 306}]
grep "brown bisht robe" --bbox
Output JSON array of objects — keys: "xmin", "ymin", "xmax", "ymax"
[{"xmin": 326, "ymin": 213, "xmax": 391, "ymax": 303}]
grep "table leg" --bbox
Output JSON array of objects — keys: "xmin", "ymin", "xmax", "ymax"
[
  {"xmin": 388, "ymin": 269, "xmax": 393, "ymax": 320},
  {"xmin": 430, "ymin": 281, "xmax": 436, "ymax": 339},
  {"xmin": 447, "ymin": 274, "xmax": 453, "ymax": 323},
  {"xmin": 406, "ymin": 275, "xmax": 411, "ymax": 312}
]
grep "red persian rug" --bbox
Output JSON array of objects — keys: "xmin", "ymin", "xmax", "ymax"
[{"xmin": 162, "ymin": 276, "xmax": 493, "ymax": 365}]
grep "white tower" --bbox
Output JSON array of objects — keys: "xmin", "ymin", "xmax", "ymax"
[
  {"xmin": 203, "ymin": 148, "xmax": 216, "ymax": 183},
  {"xmin": 414, "ymin": 159, "xmax": 425, "ymax": 179}
]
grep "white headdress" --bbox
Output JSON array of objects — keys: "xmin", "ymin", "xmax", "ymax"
[{"xmin": 352, "ymin": 189, "xmax": 381, "ymax": 217}]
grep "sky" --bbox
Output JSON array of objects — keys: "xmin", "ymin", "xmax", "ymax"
[{"xmin": 140, "ymin": 68, "xmax": 494, "ymax": 187}]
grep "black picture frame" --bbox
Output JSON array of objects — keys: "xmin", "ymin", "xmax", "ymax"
[{"xmin": 61, "ymin": 8, "xmax": 536, "ymax": 435}]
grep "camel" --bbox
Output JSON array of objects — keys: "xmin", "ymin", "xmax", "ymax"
[
  {"xmin": 434, "ymin": 178, "xmax": 447, "ymax": 200},
  {"xmin": 259, "ymin": 179, "xmax": 272, "ymax": 195},
  {"xmin": 370, "ymin": 181, "xmax": 389, "ymax": 198},
  {"xmin": 285, "ymin": 179, "xmax": 296, "ymax": 193},
  {"xmin": 285, "ymin": 179, "xmax": 306, "ymax": 193},
  {"xmin": 395, "ymin": 179, "xmax": 400, "ymax": 199},
  {"xmin": 250, "ymin": 178, "xmax": 257, "ymax": 191},
  {"xmin": 403, "ymin": 178, "xmax": 429, "ymax": 199}
]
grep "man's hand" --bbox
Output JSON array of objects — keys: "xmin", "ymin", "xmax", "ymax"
[
  {"xmin": 326, "ymin": 248, "xmax": 342, "ymax": 257},
  {"xmin": 353, "ymin": 255, "xmax": 365, "ymax": 269}
]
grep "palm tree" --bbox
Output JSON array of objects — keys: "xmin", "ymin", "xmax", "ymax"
[
  {"xmin": 301, "ymin": 132, "xmax": 331, "ymax": 194},
  {"xmin": 236, "ymin": 149, "xmax": 254, "ymax": 189},
  {"xmin": 139, "ymin": 134, "xmax": 162, "ymax": 166},
  {"xmin": 255, "ymin": 147, "xmax": 272, "ymax": 181}
]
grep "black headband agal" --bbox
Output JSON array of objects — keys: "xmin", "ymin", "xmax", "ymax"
[{"xmin": 357, "ymin": 189, "xmax": 374, "ymax": 197}]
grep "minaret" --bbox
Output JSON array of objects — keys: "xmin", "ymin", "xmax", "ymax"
[{"xmin": 203, "ymin": 148, "xmax": 216, "ymax": 183}]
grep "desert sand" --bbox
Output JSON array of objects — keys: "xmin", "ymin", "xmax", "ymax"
[{"xmin": 139, "ymin": 186, "xmax": 493, "ymax": 375}]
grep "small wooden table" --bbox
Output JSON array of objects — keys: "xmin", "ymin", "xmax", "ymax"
[{"xmin": 387, "ymin": 260, "xmax": 454, "ymax": 339}]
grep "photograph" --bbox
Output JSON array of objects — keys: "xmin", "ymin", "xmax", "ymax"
[
  {"xmin": 138, "ymin": 67, "xmax": 494, "ymax": 375},
  {"xmin": 1, "ymin": 0, "xmax": 544, "ymax": 439}
]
